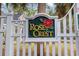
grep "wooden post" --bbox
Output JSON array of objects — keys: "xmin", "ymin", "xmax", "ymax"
[{"xmin": 5, "ymin": 13, "xmax": 14, "ymax": 56}]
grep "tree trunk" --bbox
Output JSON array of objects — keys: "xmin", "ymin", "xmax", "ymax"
[
  {"xmin": 37, "ymin": 3, "xmax": 46, "ymax": 56},
  {"xmin": 38, "ymin": 3, "xmax": 46, "ymax": 13}
]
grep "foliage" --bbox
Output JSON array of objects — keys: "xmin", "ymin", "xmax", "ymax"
[
  {"xmin": 6, "ymin": 3, "xmax": 37, "ymax": 16},
  {"xmin": 25, "ymin": 8, "xmax": 37, "ymax": 16},
  {"xmin": 12, "ymin": 3, "xmax": 27, "ymax": 14},
  {"xmin": 47, "ymin": 9, "xmax": 56, "ymax": 16},
  {"xmin": 55, "ymin": 3, "xmax": 73, "ymax": 18}
]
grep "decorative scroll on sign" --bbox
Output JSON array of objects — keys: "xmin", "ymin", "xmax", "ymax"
[{"xmin": 28, "ymin": 15, "xmax": 55, "ymax": 38}]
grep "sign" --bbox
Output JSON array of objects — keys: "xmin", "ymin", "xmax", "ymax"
[
  {"xmin": 28, "ymin": 15, "xmax": 55, "ymax": 38},
  {"xmin": 26, "ymin": 13, "xmax": 58, "ymax": 42}
]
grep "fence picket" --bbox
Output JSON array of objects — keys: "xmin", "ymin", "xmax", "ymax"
[
  {"xmin": 52, "ymin": 42, "xmax": 55, "ymax": 56},
  {"xmin": 16, "ymin": 37, "xmax": 20, "ymax": 56},
  {"xmin": 22, "ymin": 21, "xmax": 26, "ymax": 56},
  {"xmin": 5, "ymin": 14, "xmax": 14, "ymax": 56},
  {"xmin": 0, "ymin": 17, "xmax": 4, "ymax": 56},
  {"xmin": 69, "ymin": 11, "xmax": 74, "ymax": 56},
  {"xmin": 22, "ymin": 37, "xmax": 26, "ymax": 56},
  {"xmin": 34, "ymin": 43, "xmax": 37, "ymax": 56},
  {"xmin": 63, "ymin": 17, "xmax": 68, "ymax": 56},
  {"xmin": 57, "ymin": 21, "xmax": 61, "ymax": 56},
  {"xmin": 40, "ymin": 43, "xmax": 43, "ymax": 56},
  {"xmin": 46, "ymin": 42, "xmax": 49, "ymax": 56},
  {"xmin": 0, "ymin": 33, "xmax": 3, "ymax": 56},
  {"xmin": 28, "ymin": 43, "xmax": 31, "ymax": 56}
]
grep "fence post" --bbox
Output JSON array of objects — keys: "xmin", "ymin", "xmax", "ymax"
[
  {"xmin": 0, "ymin": 17, "xmax": 4, "ymax": 56},
  {"xmin": 5, "ymin": 13, "xmax": 14, "ymax": 56},
  {"xmin": 74, "ymin": 3, "xmax": 79, "ymax": 56}
]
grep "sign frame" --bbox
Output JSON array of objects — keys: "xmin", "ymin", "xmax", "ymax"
[{"xmin": 25, "ymin": 13, "xmax": 58, "ymax": 42}]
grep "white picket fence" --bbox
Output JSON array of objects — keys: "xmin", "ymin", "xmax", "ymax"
[{"xmin": 0, "ymin": 4, "xmax": 79, "ymax": 56}]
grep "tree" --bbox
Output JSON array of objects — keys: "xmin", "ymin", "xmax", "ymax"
[
  {"xmin": 38, "ymin": 3, "xmax": 46, "ymax": 13},
  {"xmin": 6, "ymin": 3, "xmax": 26, "ymax": 14},
  {"xmin": 12, "ymin": 3, "xmax": 26, "ymax": 14},
  {"xmin": 6, "ymin": 3, "xmax": 37, "ymax": 16},
  {"xmin": 55, "ymin": 3, "xmax": 73, "ymax": 18}
]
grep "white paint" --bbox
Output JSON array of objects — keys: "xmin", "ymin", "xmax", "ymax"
[
  {"xmin": 28, "ymin": 43, "xmax": 31, "ymax": 56},
  {"xmin": 52, "ymin": 42, "xmax": 55, "ymax": 56},
  {"xmin": 0, "ymin": 33, "xmax": 3, "ymax": 56},
  {"xmin": 57, "ymin": 21, "xmax": 61, "ymax": 56},
  {"xmin": 22, "ymin": 37, "xmax": 26, "ymax": 56},
  {"xmin": 16, "ymin": 37, "xmax": 20, "ymax": 56},
  {"xmin": 63, "ymin": 17, "xmax": 68, "ymax": 56},
  {"xmin": 40, "ymin": 43, "xmax": 43, "ymax": 56},
  {"xmin": 69, "ymin": 11, "xmax": 74, "ymax": 56},
  {"xmin": 5, "ymin": 13, "xmax": 14, "ymax": 56},
  {"xmin": 34, "ymin": 43, "xmax": 37, "ymax": 56},
  {"xmin": 46, "ymin": 42, "xmax": 49, "ymax": 56},
  {"xmin": 74, "ymin": 4, "xmax": 79, "ymax": 56}
]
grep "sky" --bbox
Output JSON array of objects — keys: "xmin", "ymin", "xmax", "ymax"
[{"xmin": 1, "ymin": 3, "xmax": 9, "ymax": 14}]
